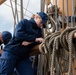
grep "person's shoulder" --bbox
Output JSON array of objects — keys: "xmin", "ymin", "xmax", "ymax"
[
  {"xmin": 22, "ymin": 18, "xmax": 28, "ymax": 21},
  {"xmin": 17, "ymin": 19, "xmax": 28, "ymax": 25},
  {"xmin": 20, "ymin": 18, "xmax": 28, "ymax": 22}
]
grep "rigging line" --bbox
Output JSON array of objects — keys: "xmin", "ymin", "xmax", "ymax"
[
  {"xmin": 10, "ymin": 0, "xmax": 16, "ymax": 26},
  {"xmin": 20, "ymin": 0, "xmax": 24, "ymax": 19},
  {"xmin": 3, "ymin": 3, "xmax": 31, "ymax": 18},
  {"xmin": 25, "ymin": 0, "xmax": 30, "ymax": 15},
  {"xmin": 12, "ymin": 0, "xmax": 34, "ymax": 14},
  {"xmin": 15, "ymin": 0, "xmax": 19, "ymax": 23}
]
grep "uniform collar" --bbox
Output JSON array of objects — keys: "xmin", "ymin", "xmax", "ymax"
[{"xmin": 29, "ymin": 18, "xmax": 39, "ymax": 28}]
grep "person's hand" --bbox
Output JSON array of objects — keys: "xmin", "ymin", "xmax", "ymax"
[
  {"xmin": 22, "ymin": 41, "xmax": 32, "ymax": 46},
  {"xmin": 35, "ymin": 38, "xmax": 44, "ymax": 43},
  {"xmin": 73, "ymin": 32, "xmax": 76, "ymax": 38}
]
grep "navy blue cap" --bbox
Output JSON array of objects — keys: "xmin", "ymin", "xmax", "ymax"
[
  {"xmin": 37, "ymin": 12, "xmax": 48, "ymax": 28},
  {"xmin": 2, "ymin": 31, "xmax": 12, "ymax": 45}
]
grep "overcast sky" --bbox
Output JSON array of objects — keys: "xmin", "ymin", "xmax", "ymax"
[{"xmin": 0, "ymin": 0, "xmax": 40, "ymax": 34}]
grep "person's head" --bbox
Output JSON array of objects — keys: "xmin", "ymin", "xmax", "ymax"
[
  {"xmin": 0, "ymin": 31, "xmax": 12, "ymax": 45},
  {"xmin": 34, "ymin": 12, "xmax": 48, "ymax": 28}
]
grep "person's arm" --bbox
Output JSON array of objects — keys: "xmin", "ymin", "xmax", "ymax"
[
  {"xmin": 22, "ymin": 38, "xmax": 44, "ymax": 46},
  {"xmin": 22, "ymin": 41, "xmax": 33, "ymax": 46},
  {"xmin": 14, "ymin": 19, "xmax": 36, "ymax": 42}
]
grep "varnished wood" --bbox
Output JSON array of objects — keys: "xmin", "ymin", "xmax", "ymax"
[{"xmin": 0, "ymin": 0, "xmax": 6, "ymax": 5}]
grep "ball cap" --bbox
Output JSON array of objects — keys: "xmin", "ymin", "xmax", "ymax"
[
  {"xmin": 37, "ymin": 12, "xmax": 48, "ymax": 28},
  {"xmin": 2, "ymin": 31, "xmax": 12, "ymax": 45}
]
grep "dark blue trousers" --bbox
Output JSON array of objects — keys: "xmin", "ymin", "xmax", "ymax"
[{"xmin": 0, "ymin": 51, "xmax": 37, "ymax": 75}]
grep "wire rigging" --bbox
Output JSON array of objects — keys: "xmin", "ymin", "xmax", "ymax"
[
  {"xmin": 25, "ymin": 0, "xmax": 30, "ymax": 15},
  {"xmin": 4, "ymin": 3, "xmax": 31, "ymax": 18},
  {"xmin": 12, "ymin": 0, "xmax": 33, "ymax": 14}
]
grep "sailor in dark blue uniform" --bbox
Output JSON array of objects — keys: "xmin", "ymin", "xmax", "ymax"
[
  {"xmin": 0, "ymin": 31, "xmax": 12, "ymax": 55},
  {"xmin": 0, "ymin": 12, "xmax": 48, "ymax": 75}
]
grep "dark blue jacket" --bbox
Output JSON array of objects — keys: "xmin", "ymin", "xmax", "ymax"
[{"xmin": 4, "ymin": 18, "xmax": 42, "ymax": 58}]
